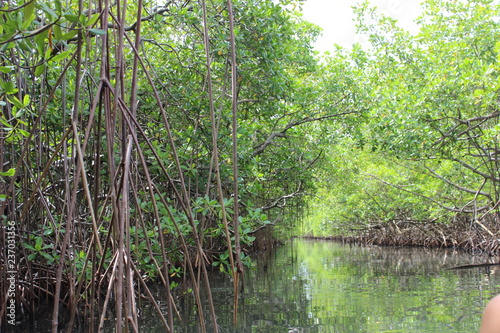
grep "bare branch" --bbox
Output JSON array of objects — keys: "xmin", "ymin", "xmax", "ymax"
[
  {"xmin": 424, "ymin": 164, "xmax": 492, "ymax": 199},
  {"xmin": 366, "ymin": 173, "xmax": 490, "ymax": 213},
  {"xmin": 452, "ymin": 157, "xmax": 500, "ymax": 183},
  {"xmin": 259, "ymin": 183, "xmax": 305, "ymax": 211},
  {"xmin": 252, "ymin": 111, "xmax": 359, "ymax": 156},
  {"xmin": 126, "ymin": 3, "xmax": 173, "ymax": 32}
]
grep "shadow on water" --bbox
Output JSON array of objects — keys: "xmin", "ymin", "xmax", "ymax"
[{"xmin": 10, "ymin": 239, "xmax": 500, "ymax": 332}]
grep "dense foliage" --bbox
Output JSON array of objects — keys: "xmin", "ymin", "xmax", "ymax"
[
  {"xmin": 303, "ymin": 0, "xmax": 500, "ymax": 251},
  {"xmin": 2, "ymin": 0, "xmax": 500, "ymax": 331},
  {"xmin": 0, "ymin": 0, "xmax": 327, "ymax": 331}
]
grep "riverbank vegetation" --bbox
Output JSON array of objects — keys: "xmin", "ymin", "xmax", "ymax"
[
  {"xmin": 1, "ymin": 0, "xmax": 499, "ymax": 331},
  {"xmin": 301, "ymin": 0, "xmax": 500, "ymax": 255}
]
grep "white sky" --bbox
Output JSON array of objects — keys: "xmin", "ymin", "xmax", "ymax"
[{"xmin": 300, "ymin": 0, "xmax": 423, "ymax": 52}]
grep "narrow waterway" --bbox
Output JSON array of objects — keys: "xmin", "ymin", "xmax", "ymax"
[
  {"xmin": 16, "ymin": 239, "xmax": 500, "ymax": 332},
  {"xmin": 172, "ymin": 238, "xmax": 499, "ymax": 332}
]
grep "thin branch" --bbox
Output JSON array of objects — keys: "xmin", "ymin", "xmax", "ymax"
[
  {"xmin": 452, "ymin": 157, "xmax": 500, "ymax": 183},
  {"xmin": 366, "ymin": 173, "xmax": 490, "ymax": 213},
  {"xmin": 252, "ymin": 111, "xmax": 359, "ymax": 156},
  {"xmin": 424, "ymin": 164, "xmax": 492, "ymax": 199},
  {"xmin": 259, "ymin": 183, "xmax": 305, "ymax": 211},
  {"xmin": 227, "ymin": 0, "xmax": 244, "ymax": 323}
]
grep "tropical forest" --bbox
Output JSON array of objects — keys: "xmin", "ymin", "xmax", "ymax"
[{"xmin": 1, "ymin": 0, "xmax": 500, "ymax": 331}]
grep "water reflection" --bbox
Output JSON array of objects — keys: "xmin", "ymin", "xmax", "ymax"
[
  {"xmin": 176, "ymin": 239, "xmax": 500, "ymax": 332},
  {"xmin": 12, "ymin": 239, "xmax": 500, "ymax": 332}
]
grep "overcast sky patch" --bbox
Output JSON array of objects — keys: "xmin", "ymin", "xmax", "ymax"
[{"xmin": 300, "ymin": 0, "xmax": 423, "ymax": 52}]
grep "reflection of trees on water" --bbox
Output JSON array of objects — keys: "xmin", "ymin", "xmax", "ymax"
[
  {"xmin": 288, "ymin": 239, "xmax": 495, "ymax": 332},
  {"xmin": 120, "ymin": 239, "xmax": 500, "ymax": 332},
  {"xmin": 234, "ymin": 244, "xmax": 317, "ymax": 332},
  {"xmin": 164, "ymin": 242, "xmax": 319, "ymax": 332}
]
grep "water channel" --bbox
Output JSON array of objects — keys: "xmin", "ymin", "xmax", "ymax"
[
  {"xmin": 170, "ymin": 238, "xmax": 498, "ymax": 332},
  {"xmin": 17, "ymin": 238, "xmax": 500, "ymax": 332}
]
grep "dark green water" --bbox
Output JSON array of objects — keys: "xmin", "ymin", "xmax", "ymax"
[
  {"xmin": 13, "ymin": 239, "xmax": 500, "ymax": 332},
  {"xmin": 171, "ymin": 239, "xmax": 499, "ymax": 332}
]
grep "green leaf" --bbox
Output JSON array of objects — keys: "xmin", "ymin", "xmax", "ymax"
[
  {"xmin": 0, "ymin": 66, "xmax": 11, "ymax": 73},
  {"xmin": 23, "ymin": 243, "xmax": 36, "ymax": 251},
  {"xmin": 88, "ymin": 28, "xmax": 106, "ymax": 35},
  {"xmin": 22, "ymin": 14, "xmax": 36, "ymax": 30},
  {"xmin": 61, "ymin": 30, "xmax": 78, "ymax": 41},
  {"xmin": 0, "ymin": 116, "xmax": 10, "ymax": 128},
  {"xmin": 50, "ymin": 50, "xmax": 72, "ymax": 62},
  {"xmin": 54, "ymin": 0, "xmax": 62, "ymax": 13},
  {"xmin": 24, "ymin": 1, "xmax": 35, "ymax": 19},
  {"xmin": 16, "ymin": 11, "xmax": 23, "ymax": 30},
  {"xmin": 8, "ymin": 95, "xmax": 23, "ymax": 108},
  {"xmin": 23, "ymin": 94, "xmax": 30, "ymax": 106},
  {"xmin": 0, "ymin": 168, "xmax": 15, "ymax": 177},
  {"xmin": 39, "ymin": 2, "xmax": 58, "ymax": 19},
  {"xmin": 2, "ymin": 81, "xmax": 18, "ymax": 94},
  {"xmin": 44, "ymin": 47, "xmax": 52, "ymax": 60},
  {"xmin": 53, "ymin": 24, "xmax": 62, "ymax": 40},
  {"xmin": 34, "ymin": 64, "xmax": 46, "ymax": 77},
  {"xmin": 473, "ymin": 89, "xmax": 484, "ymax": 97},
  {"xmin": 85, "ymin": 13, "xmax": 101, "ymax": 27},
  {"xmin": 40, "ymin": 251, "xmax": 54, "ymax": 262},
  {"xmin": 34, "ymin": 31, "xmax": 46, "ymax": 54},
  {"xmin": 0, "ymin": 32, "xmax": 16, "ymax": 43},
  {"xmin": 35, "ymin": 237, "xmax": 43, "ymax": 251},
  {"xmin": 18, "ymin": 129, "xmax": 30, "ymax": 137},
  {"xmin": 15, "ymin": 118, "xmax": 27, "ymax": 126},
  {"xmin": 43, "ymin": 228, "xmax": 54, "ymax": 236},
  {"xmin": 64, "ymin": 13, "xmax": 79, "ymax": 23}
]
